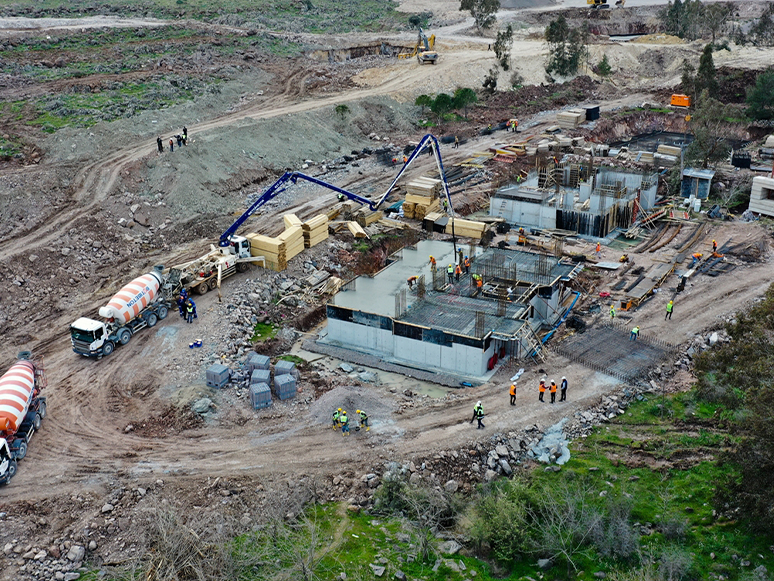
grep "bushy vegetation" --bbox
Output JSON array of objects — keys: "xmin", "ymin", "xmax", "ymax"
[
  {"xmin": 415, "ymin": 88, "xmax": 479, "ymax": 123},
  {"xmin": 544, "ymin": 15, "xmax": 589, "ymax": 79}
]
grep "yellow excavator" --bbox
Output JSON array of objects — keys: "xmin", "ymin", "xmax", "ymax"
[
  {"xmin": 398, "ymin": 28, "xmax": 438, "ymax": 64},
  {"xmin": 587, "ymin": 0, "xmax": 625, "ymax": 7}
]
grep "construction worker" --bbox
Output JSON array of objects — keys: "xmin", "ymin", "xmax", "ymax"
[
  {"xmin": 560, "ymin": 376, "xmax": 568, "ymax": 401},
  {"xmin": 177, "ymin": 288, "xmax": 189, "ymax": 317},
  {"xmin": 403, "ymin": 155, "xmax": 408, "ymax": 164},
  {"xmin": 509, "ymin": 382, "xmax": 517, "ymax": 406},
  {"xmin": 464, "ymin": 256, "xmax": 470, "ymax": 274},
  {"xmin": 630, "ymin": 325, "xmax": 640, "ymax": 341},
  {"xmin": 442, "ymin": 198, "xmax": 448, "ymax": 212},
  {"xmin": 538, "ymin": 380, "xmax": 546, "ymax": 402},
  {"xmin": 454, "ymin": 135, "xmax": 459, "ymax": 148},
  {"xmin": 392, "ymin": 156, "xmax": 397, "ymax": 166},
  {"xmin": 454, "ymin": 264, "xmax": 462, "ymax": 282},
  {"xmin": 609, "ymin": 304, "xmax": 616, "ymax": 319},
  {"xmin": 596, "ymin": 242, "xmax": 601, "ymax": 258},
  {"xmin": 337, "ymin": 193, "xmax": 345, "ymax": 201},
  {"xmin": 476, "ymin": 276, "xmax": 483, "ymax": 290},
  {"xmin": 458, "ymin": 248, "xmax": 464, "ymax": 266},
  {"xmin": 156, "ymin": 136, "xmax": 163, "ymax": 153},
  {"xmin": 447, "ymin": 264, "xmax": 454, "ymax": 284},
  {"xmin": 429, "ymin": 255, "xmax": 436, "ymax": 271},
  {"xmin": 470, "ymin": 401, "xmax": 485, "ymax": 429},
  {"xmin": 185, "ymin": 299, "xmax": 195, "ymax": 324},
  {"xmin": 340, "ymin": 410, "xmax": 350, "ymax": 436},
  {"xmin": 357, "ymin": 409, "xmax": 369, "ymax": 431},
  {"xmin": 549, "ymin": 380, "xmax": 557, "ymax": 404},
  {"xmin": 692, "ymin": 252, "xmax": 703, "ymax": 266},
  {"xmin": 712, "ymin": 239, "xmax": 717, "ymax": 253},
  {"xmin": 665, "ymin": 300, "xmax": 674, "ymax": 321},
  {"xmin": 407, "ymin": 276, "xmax": 418, "ymax": 289},
  {"xmin": 332, "ymin": 408, "xmax": 341, "ymax": 430}
]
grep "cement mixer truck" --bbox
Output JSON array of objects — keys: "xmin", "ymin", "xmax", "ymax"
[
  {"xmin": 0, "ymin": 352, "xmax": 47, "ymax": 485},
  {"xmin": 70, "ymin": 266, "xmax": 182, "ymax": 358}
]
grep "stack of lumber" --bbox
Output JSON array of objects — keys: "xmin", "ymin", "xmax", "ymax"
[
  {"xmin": 347, "ymin": 221, "xmax": 367, "ymax": 238},
  {"xmin": 246, "ymin": 233, "xmax": 287, "ymax": 272},
  {"xmin": 407, "ymin": 177, "xmax": 442, "ymax": 198},
  {"xmin": 283, "ymin": 213, "xmax": 302, "ymax": 228},
  {"xmin": 302, "ymin": 214, "xmax": 329, "ymax": 248},
  {"xmin": 355, "ymin": 208, "xmax": 383, "ymax": 228},
  {"xmin": 278, "ymin": 225, "xmax": 304, "ymax": 260},
  {"xmin": 444, "ymin": 218, "xmax": 487, "ymax": 239},
  {"xmin": 657, "ymin": 145, "xmax": 681, "ymax": 157},
  {"xmin": 557, "ymin": 109, "xmax": 585, "ymax": 129},
  {"xmin": 404, "ymin": 197, "xmax": 439, "ymax": 220}
]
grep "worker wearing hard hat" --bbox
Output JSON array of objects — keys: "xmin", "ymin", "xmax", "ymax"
[
  {"xmin": 447, "ymin": 264, "xmax": 454, "ymax": 284},
  {"xmin": 332, "ymin": 408, "xmax": 342, "ymax": 430},
  {"xmin": 357, "ymin": 409, "xmax": 369, "ymax": 432}
]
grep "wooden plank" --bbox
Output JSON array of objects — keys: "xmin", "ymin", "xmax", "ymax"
[
  {"xmin": 278, "ymin": 225, "xmax": 303, "ymax": 243},
  {"xmin": 302, "ymin": 214, "xmax": 328, "ymax": 230},
  {"xmin": 405, "ymin": 193, "xmax": 435, "ymax": 205},
  {"xmin": 283, "ymin": 214, "xmax": 302, "ymax": 228}
]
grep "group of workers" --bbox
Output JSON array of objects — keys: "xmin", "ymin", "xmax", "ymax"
[
  {"xmin": 408, "ymin": 253, "xmax": 474, "ymax": 290},
  {"xmin": 537, "ymin": 377, "xmax": 568, "ymax": 404},
  {"xmin": 176, "ymin": 288, "xmax": 198, "ymax": 323},
  {"xmin": 331, "ymin": 408, "xmax": 369, "ymax": 436},
  {"xmin": 156, "ymin": 126, "xmax": 188, "ymax": 153}
]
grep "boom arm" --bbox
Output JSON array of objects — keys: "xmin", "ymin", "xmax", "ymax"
[{"xmin": 220, "ymin": 171, "xmax": 375, "ymax": 246}]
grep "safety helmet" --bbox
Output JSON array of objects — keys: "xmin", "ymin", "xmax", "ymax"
[
  {"xmin": 338, "ymin": 408, "xmax": 342, "ymax": 411},
  {"xmin": 465, "ymin": 255, "xmax": 468, "ymax": 259},
  {"xmin": 551, "ymin": 380, "xmax": 556, "ymax": 385},
  {"xmin": 356, "ymin": 410, "xmax": 361, "ymax": 414},
  {"xmin": 562, "ymin": 376, "xmax": 566, "ymax": 380},
  {"xmin": 540, "ymin": 379, "xmax": 545, "ymax": 384}
]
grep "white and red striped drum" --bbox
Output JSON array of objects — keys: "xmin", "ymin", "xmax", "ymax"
[
  {"xmin": 0, "ymin": 360, "xmax": 35, "ymax": 434},
  {"xmin": 98, "ymin": 271, "xmax": 163, "ymax": 325}
]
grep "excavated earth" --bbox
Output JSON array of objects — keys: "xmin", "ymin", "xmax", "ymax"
[{"xmin": 1, "ymin": 1, "xmax": 774, "ymax": 578}]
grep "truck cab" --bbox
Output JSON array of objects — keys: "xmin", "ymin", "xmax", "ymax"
[
  {"xmin": 70, "ymin": 317, "xmax": 111, "ymax": 356},
  {"xmin": 0, "ymin": 439, "xmax": 17, "ymax": 485},
  {"xmin": 225, "ymin": 235, "xmax": 252, "ymax": 259}
]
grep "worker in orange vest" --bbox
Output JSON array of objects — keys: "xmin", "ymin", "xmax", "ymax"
[
  {"xmin": 509, "ymin": 382, "xmax": 517, "ymax": 406},
  {"xmin": 476, "ymin": 276, "xmax": 483, "ymax": 289},
  {"xmin": 464, "ymin": 256, "xmax": 471, "ymax": 274},
  {"xmin": 712, "ymin": 239, "xmax": 717, "ymax": 253},
  {"xmin": 596, "ymin": 242, "xmax": 601, "ymax": 258},
  {"xmin": 549, "ymin": 380, "xmax": 557, "ymax": 404},
  {"xmin": 429, "ymin": 255, "xmax": 436, "ymax": 271},
  {"xmin": 538, "ymin": 380, "xmax": 546, "ymax": 402},
  {"xmin": 454, "ymin": 264, "xmax": 462, "ymax": 282},
  {"xmin": 692, "ymin": 252, "xmax": 703, "ymax": 266}
]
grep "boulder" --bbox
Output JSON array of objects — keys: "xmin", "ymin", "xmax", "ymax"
[
  {"xmin": 66, "ymin": 545, "xmax": 85, "ymax": 562},
  {"xmin": 439, "ymin": 540, "xmax": 462, "ymax": 555},
  {"xmin": 443, "ymin": 480, "xmax": 459, "ymax": 493},
  {"xmin": 370, "ymin": 565, "xmax": 386, "ymax": 577}
]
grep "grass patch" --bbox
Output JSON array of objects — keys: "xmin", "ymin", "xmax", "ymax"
[
  {"xmin": 250, "ymin": 322, "xmax": 278, "ymax": 342},
  {"xmin": 276, "ymin": 354, "xmax": 306, "ymax": 366},
  {"xmin": 0, "ymin": 135, "xmax": 23, "ymax": 158}
]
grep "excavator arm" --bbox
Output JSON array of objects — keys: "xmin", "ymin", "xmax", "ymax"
[{"xmin": 219, "ymin": 172, "xmax": 374, "ymax": 246}]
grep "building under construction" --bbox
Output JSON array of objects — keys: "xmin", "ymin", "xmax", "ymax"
[
  {"xmin": 321, "ymin": 240, "xmax": 580, "ymax": 379},
  {"xmin": 491, "ymin": 163, "xmax": 659, "ymax": 238}
]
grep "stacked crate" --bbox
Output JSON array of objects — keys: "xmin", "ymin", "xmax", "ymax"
[
  {"xmin": 246, "ymin": 352, "xmax": 271, "ymax": 374},
  {"xmin": 275, "ymin": 359, "xmax": 299, "ymax": 379},
  {"xmin": 250, "ymin": 368, "xmax": 271, "ymax": 386},
  {"xmin": 283, "ymin": 213, "xmax": 303, "ymax": 229},
  {"xmin": 249, "ymin": 383, "xmax": 272, "ymax": 409},
  {"xmin": 444, "ymin": 218, "xmax": 487, "ymax": 239},
  {"xmin": 302, "ymin": 214, "xmax": 329, "ymax": 248}
]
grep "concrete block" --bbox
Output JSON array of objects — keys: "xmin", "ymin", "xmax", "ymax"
[
  {"xmin": 250, "ymin": 369, "xmax": 271, "ymax": 385},
  {"xmin": 273, "ymin": 374, "xmax": 297, "ymax": 400},
  {"xmin": 206, "ymin": 364, "xmax": 230, "ymax": 388},
  {"xmin": 249, "ymin": 382, "xmax": 272, "ymax": 409},
  {"xmin": 246, "ymin": 352, "xmax": 270, "ymax": 372},
  {"xmin": 274, "ymin": 359, "xmax": 298, "ymax": 378}
]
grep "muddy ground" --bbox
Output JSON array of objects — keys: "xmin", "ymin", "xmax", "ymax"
[{"xmin": 1, "ymin": 0, "xmax": 774, "ymax": 578}]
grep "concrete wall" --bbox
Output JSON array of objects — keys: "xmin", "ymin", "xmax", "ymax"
[
  {"xmin": 492, "ymin": 198, "xmax": 556, "ymax": 229},
  {"xmin": 327, "ymin": 318, "xmax": 490, "ymax": 376},
  {"xmin": 749, "ymin": 176, "xmax": 774, "ymax": 217}
]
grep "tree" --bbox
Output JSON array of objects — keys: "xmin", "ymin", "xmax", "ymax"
[
  {"xmin": 334, "ymin": 104, "xmax": 350, "ymax": 119},
  {"xmin": 695, "ymin": 44, "xmax": 718, "ymax": 98},
  {"xmin": 482, "ymin": 66, "xmax": 499, "ymax": 93},
  {"xmin": 660, "ymin": 0, "xmax": 704, "ymax": 40},
  {"xmin": 684, "ymin": 91, "xmax": 732, "ymax": 168},
  {"xmin": 430, "ymin": 92, "xmax": 454, "ymax": 122},
  {"xmin": 702, "ymin": 3, "xmax": 736, "ymax": 43},
  {"xmin": 493, "ymin": 24, "xmax": 513, "ymax": 71},
  {"xmin": 680, "ymin": 58, "xmax": 696, "ymax": 100},
  {"xmin": 545, "ymin": 15, "xmax": 589, "ymax": 78},
  {"xmin": 414, "ymin": 94, "xmax": 433, "ymax": 114},
  {"xmin": 597, "ymin": 54, "xmax": 612, "ymax": 77},
  {"xmin": 510, "ymin": 69, "xmax": 524, "ymax": 88},
  {"xmin": 408, "ymin": 14, "xmax": 421, "ymax": 28},
  {"xmin": 746, "ymin": 70, "xmax": 774, "ymax": 120},
  {"xmin": 460, "ymin": 0, "xmax": 500, "ymax": 31},
  {"xmin": 748, "ymin": 3, "xmax": 774, "ymax": 46},
  {"xmin": 452, "ymin": 87, "xmax": 478, "ymax": 119}
]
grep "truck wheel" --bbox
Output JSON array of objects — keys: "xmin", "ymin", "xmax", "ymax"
[
  {"xmin": 197, "ymin": 282, "xmax": 209, "ymax": 295},
  {"xmin": 38, "ymin": 401, "xmax": 47, "ymax": 419},
  {"xmin": 102, "ymin": 341, "xmax": 115, "ymax": 356},
  {"xmin": 117, "ymin": 329, "xmax": 132, "ymax": 345},
  {"xmin": 237, "ymin": 262, "xmax": 250, "ymax": 273},
  {"xmin": 209, "ymin": 278, "xmax": 219, "ymax": 291},
  {"xmin": 146, "ymin": 313, "xmax": 158, "ymax": 328},
  {"xmin": 157, "ymin": 306, "xmax": 168, "ymax": 320},
  {"xmin": 7, "ymin": 459, "xmax": 17, "ymax": 479},
  {"xmin": 32, "ymin": 413, "xmax": 41, "ymax": 431},
  {"xmin": 16, "ymin": 441, "xmax": 27, "ymax": 460}
]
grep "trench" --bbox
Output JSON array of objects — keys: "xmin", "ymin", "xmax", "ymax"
[{"xmin": 307, "ymin": 43, "xmax": 410, "ymax": 64}]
